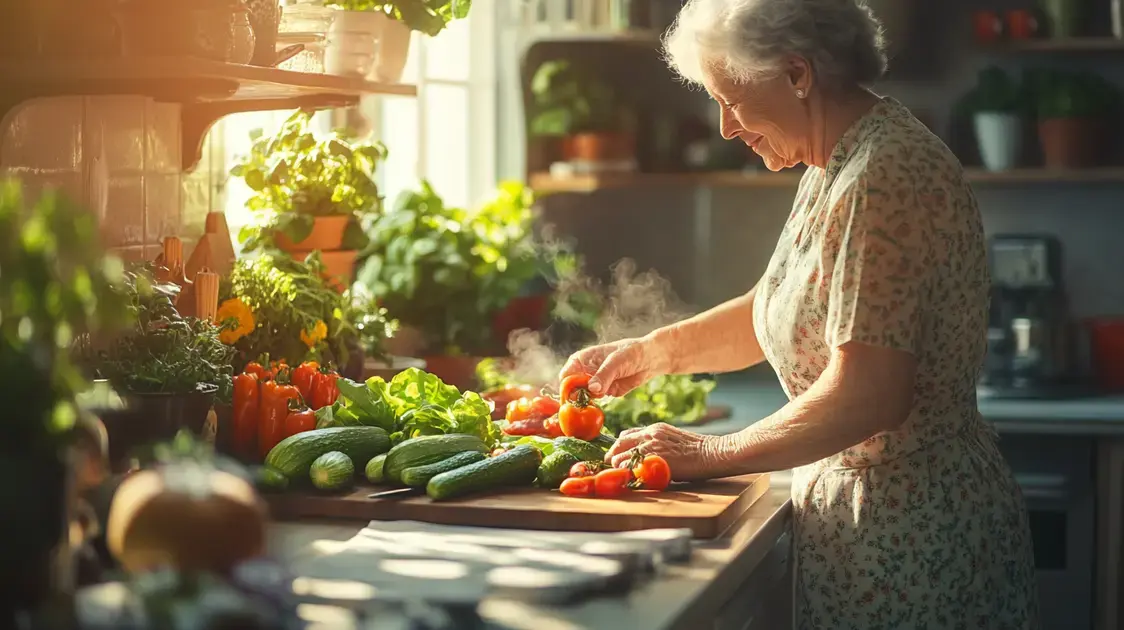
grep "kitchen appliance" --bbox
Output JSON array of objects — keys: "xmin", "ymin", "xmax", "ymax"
[{"xmin": 979, "ymin": 235, "xmax": 1085, "ymax": 398}]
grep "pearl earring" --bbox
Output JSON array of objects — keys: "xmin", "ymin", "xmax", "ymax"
[{"xmin": 796, "ymin": 89, "xmax": 806, "ymax": 98}]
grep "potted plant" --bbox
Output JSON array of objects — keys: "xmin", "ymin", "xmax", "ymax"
[
  {"xmin": 87, "ymin": 267, "xmax": 234, "ymax": 471},
  {"xmin": 219, "ymin": 252, "xmax": 394, "ymax": 380},
  {"xmin": 356, "ymin": 181, "xmax": 541, "ymax": 389},
  {"xmin": 528, "ymin": 58, "xmax": 635, "ymax": 168},
  {"xmin": 967, "ymin": 67, "xmax": 1025, "ymax": 172},
  {"xmin": 231, "ymin": 110, "xmax": 386, "ymax": 289},
  {"xmin": 1031, "ymin": 69, "xmax": 1119, "ymax": 168},
  {"xmin": 0, "ymin": 180, "xmax": 128, "ymax": 619},
  {"xmin": 321, "ymin": 0, "xmax": 471, "ymax": 80}
]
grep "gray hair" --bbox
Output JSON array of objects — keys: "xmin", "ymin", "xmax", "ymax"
[{"xmin": 663, "ymin": 0, "xmax": 888, "ymax": 89}]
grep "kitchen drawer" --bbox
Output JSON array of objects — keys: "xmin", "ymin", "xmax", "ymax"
[{"xmin": 712, "ymin": 530, "xmax": 793, "ymax": 630}]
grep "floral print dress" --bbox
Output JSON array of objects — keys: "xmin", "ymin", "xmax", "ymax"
[{"xmin": 752, "ymin": 98, "xmax": 1039, "ymax": 629}]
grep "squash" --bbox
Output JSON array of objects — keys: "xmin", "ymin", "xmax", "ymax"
[{"xmin": 106, "ymin": 464, "xmax": 266, "ymax": 574}]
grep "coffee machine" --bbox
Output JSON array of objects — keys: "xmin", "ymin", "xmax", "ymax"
[{"xmin": 979, "ymin": 235, "xmax": 1082, "ymax": 398}]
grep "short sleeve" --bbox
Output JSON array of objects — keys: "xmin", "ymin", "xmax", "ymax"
[{"xmin": 824, "ymin": 175, "xmax": 933, "ymax": 355}]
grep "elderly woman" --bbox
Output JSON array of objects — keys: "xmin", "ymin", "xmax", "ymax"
[{"xmin": 561, "ymin": 0, "xmax": 1039, "ymax": 628}]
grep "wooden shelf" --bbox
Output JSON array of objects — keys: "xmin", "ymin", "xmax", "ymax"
[
  {"xmin": 530, "ymin": 167, "xmax": 1124, "ymax": 193},
  {"xmin": 986, "ymin": 37, "xmax": 1124, "ymax": 52},
  {"xmin": 0, "ymin": 57, "xmax": 417, "ymax": 170}
]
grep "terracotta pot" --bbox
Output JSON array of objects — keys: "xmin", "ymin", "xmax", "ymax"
[
  {"xmin": 275, "ymin": 215, "xmax": 351, "ymax": 253},
  {"xmin": 492, "ymin": 294, "xmax": 550, "ymax": 347},
  {"xmin": 1038, "ymin": 118, "xmax": 1104, "ymax": 168},
  {"xmin": 422, "ymin": 356, "xmax": 489, "ymax": 391},
  {"xmin": 319, "ymin": 250, "xmax": 358, "ymax": 292},
  {"xmin": 562, "ymin": 132, "xmax": 636, "ymax": 162}
]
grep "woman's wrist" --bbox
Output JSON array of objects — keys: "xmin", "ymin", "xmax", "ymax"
[
  {"xmin": 643, "ymin": 326, "xmax": 680, "ymax": 375},
  {"xmin": 701, "ymin": 432, "xmax": 745, "ymax": 478}
]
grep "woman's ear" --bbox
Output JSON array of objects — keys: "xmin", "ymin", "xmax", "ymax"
[{"xmin": 786, "ymin": 57, "xmax": 813, "ymax": 98}]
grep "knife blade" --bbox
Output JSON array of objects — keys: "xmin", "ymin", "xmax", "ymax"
[{"xmin": 366, "ymin": 487, "xmax": 424, "ymax": 499}]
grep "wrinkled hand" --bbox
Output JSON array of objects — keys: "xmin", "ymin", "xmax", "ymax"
[
  {"xmin": 605, "ymin": 423, "xmax": 721, "ymax": 481},
  {"xmin": 559, "ymin": 337, "xmax": 667, "ymax": 397}
]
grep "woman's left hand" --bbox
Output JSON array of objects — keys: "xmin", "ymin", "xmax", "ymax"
[{"xmin": 605, "ymin": 423, "xmax": 722, "ymax": 481}]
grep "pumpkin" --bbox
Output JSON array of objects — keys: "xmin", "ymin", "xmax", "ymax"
[{"xmin": 106, "ymin": 464, "xmax": 267, "ymax": 574}]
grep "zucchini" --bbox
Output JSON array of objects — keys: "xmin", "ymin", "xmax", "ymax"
[
  {"xmin": 252, "ymin": 466, "xmax": 289, "ymax": 493},
  {"xmin": 400, "ymin": 451, "xmax": 487, "ymax": 488},
  {"xmin": 536, "ymin": 450, "xmax": 581, "ymax": 489},
  {"xmin": 310, "ymin": 451, "xmax": 355, "ymax": 491},
  {"xmin": 265, "ymin": 426, "xmax": 390, "ymax": 481},
  {"xmin": 365, "ymin": 453, "xmax": 388, "ymax": 484},
  {"xmin": 552, "ymin": 437, "xmax": 604, "ymax": 462},
  {"xmin": 426, "ymin": 445, "xmax": 542, "ymax": 501},
  {"xmin": 591, "ymin": 434, "xmax": 616, "ymax": 451},
  {"xmin": 383, "ymin": 434, "xmax": 490, "ymax": 483}
]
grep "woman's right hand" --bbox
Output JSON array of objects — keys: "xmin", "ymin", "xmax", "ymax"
[{"xmin": 558, "ymin": 336, "xmax": 670, "ymax": 397}]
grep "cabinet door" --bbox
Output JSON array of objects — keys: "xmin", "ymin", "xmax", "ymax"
[{"xmin": 714, "ymin": 530, "xmax": 793, "ymax": 630}]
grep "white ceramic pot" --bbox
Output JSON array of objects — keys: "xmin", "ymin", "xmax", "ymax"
[
  {"xmin": 973, "ymin": 112, "xmax": 1023, "ymax": 172},
  {"xmin": 370, "ymin": 17, "xmax": 411, "ymax": 83},
  {"xmin": 324, "ymin": 10, "xmax": 384, "ymax": 77}
]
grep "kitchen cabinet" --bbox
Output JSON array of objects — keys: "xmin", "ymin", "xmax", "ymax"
[{"xmin": 0, "ymin": 57, "xmax": 415, "ymax": 172}]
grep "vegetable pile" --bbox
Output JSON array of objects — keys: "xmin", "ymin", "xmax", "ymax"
[{"xmin": 252, "ymin": 369, "xmax": 677, "ymax": 502}]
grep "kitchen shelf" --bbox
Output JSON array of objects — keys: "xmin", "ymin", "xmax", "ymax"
[
  {"xmin": 986, "ymin": 37, "xmax": 1124, "ymax": 52},
  {"xmin": 530, "ymin": 167, "xmax": 1124, "ymax": 193},
  {"xmin": 0, "ymin": 56, "xmax": 417, "ymax": 170}
]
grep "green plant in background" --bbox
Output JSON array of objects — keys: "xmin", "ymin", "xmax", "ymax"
[
  {"xmin": 962, "ymin": 66, "xmax": 1025, "ymax": 115},
  {"xmin": 0, "ymin": 180, "xmax": 129, "ymax": 452},
  {"xmin": 541, "ymin": 249, "xmax": 603, "ymax": 333},
  {"xmin": 357, "ymin": 180, "xmax": 541, "ymax": 355},
  {"xmin": 323, "ymin": 0, "xmax": 471, "ymax": 36},
  {"xmin": 1026, "ymin": 68, "xmax": 1121, "ymax": 119},
  {"xmin": 529, "ymin": 59, "xmax": 622, "ymax": 137},
  {"xmin": 222, "ymin": 253, "xmax": 395, "ymax": 370},
  {"xmin": 230, "ymin": 110, "xmax": 387, "ymax": 254},
  {"xmin": 92, "ymin": 268, "xmax": 234, "ymax": 395}
]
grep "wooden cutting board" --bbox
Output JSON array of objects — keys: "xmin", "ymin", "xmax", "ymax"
[{"xmin": 266, "ymin": 473, "xmax": 769, "ymax": 539}]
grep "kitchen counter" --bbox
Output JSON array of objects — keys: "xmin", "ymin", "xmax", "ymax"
[
  {"xmin": 268, "ymin": 488, "xmax": 794, "ymax": 630},
  {"xmin": 704, "ymin": 368, "xmax": 1124, "ymax": 436}
]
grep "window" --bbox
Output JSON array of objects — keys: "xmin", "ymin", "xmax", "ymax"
[{"xmin": 210, "ymin": 7, "xmax": 497, "ymax": 238}]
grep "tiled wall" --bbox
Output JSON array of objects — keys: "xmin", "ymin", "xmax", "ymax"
[{"xmin": 0, "ymin": 96, "xmax": 215, "ymax": 263}]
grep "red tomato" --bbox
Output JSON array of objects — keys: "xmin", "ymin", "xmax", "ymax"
[
  {"xmin": 559, "ymin": 476, "xmax": 596, "ymax": 497},
  {"xmin": 560, "ymin": 373, "xmax": 595, "ymax": 403},
  {"xmin": 632, "ymin": 454, "xmax": 672, "ymax": 491},
  {"xmin": 283, "ymin": 407, "xmax": 316, "ymax": 438},
  {"xmin": 593, "ymin": 468, "xmax": 633, "ymax": 498},
  {"xmin": 543, "ymin": 416, "xmax": 564, "ymax": 438},
  {"xmin": 569, "ymin": 461, "xmax": 602, "ymax": 478},
  {"xmin": 559, "ymin": 402, "xmax": 604, "ymax": 441}
]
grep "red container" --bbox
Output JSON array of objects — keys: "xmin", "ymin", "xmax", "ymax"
[{"xmin": 1087, "ymin": 318, "xmax": 1124, "ymax": 392}]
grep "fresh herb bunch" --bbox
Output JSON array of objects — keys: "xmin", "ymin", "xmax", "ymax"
[
  {"xmin": 0, "ymin": 180, "xmax": 129, "ymax": 452},
  {"xmin": 223, "ymin": 253, "xmax": 394, "ymax": 371},
  {"xmin": 231, "ymin": 110, "xmax": 387, "ymax": 254},
  {"xmin": 94, "ymin": 268, "xmax": 234, "ymax": 395},
  {"xmin": 357, "ymin": 180, "xmax": 541, "ymax": 355},
  {"xmin": 963, "ymin": 66, "xmax": 1024, "ymax": 115},
  {"xmin": 323, "ymin": 0, "xmax": 471, "ymax": 36},
  {"xmin": 1026, "ymin": 68, "xmax": 1121, "ymax": 119}
]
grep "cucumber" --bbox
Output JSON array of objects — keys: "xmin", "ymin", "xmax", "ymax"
[
  {"xmin": 536, "ymin": 450, "xmax": 581, "ymax": 489},
  {"xmin": 426, "ymin": 445, "xmax": 542, "ymax": 501},
  {"xmin": 265, "ymin": 426, "xmax": 390, "ymax": 481},
  {"xmin": 365, "ymin": 453, "xmax": 388, "ymax": 484},
  {"xmin": 310, "ymin": 451, "xmax": 355, "ymax": 491},
  {"xmin": 400, "ymin": 451, "xmax": 487, "ymax": 488},
  {"xmin": 591, "ymin": 434, "xmax": 616, "ymax": 451},
  {"xmin": 252, "ymin": 466, "xmax": 289, "ymax": 493},
  {"xmin": 552, "ymin": 437, "xmax": 604, "ymax": 462},
  {"xmin": 383, "ymin": 434, "xmax": 490, "ymax": 483}
]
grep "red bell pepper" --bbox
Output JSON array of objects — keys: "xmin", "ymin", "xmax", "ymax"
[
  {"xmin": 291, "ymin": 361, "xmax": 320, "ymax": 401},
  {"xmin": 231, "ymin": 372, "xmax": 260, "ymax": 459},
  {"xmin": 244, "ymin": 361, "xmax": 269, "ymax": 381},
  {"xmin": 259, "ymin": 377, "xmax": 301, "ymax": 459},
  {"xmin": 310, "ymin": 370, "xmax": 340, "ymax": 410},
  {"xmin": 283, "ymin": 404, "xmax": 316, "ymax": 438}
]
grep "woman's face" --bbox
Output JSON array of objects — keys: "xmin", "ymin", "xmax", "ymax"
[{"xmin": 701, "ymin": 63, "xmax": 812, "ymax": 171}]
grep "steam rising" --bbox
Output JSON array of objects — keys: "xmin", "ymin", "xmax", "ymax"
[{"xmin": 501, "ymin": 258, "xmax": 694, "ymax": 387}]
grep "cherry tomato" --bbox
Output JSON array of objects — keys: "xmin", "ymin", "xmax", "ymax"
[
  {"xmin": 569, "ymin": 461, "xmax": 602, "ymax": 478},
  {"xmin": 559, "ymin": 476, "xmax": 596, "ymax": 497},
  {"xmin": 632, "ymin": 454, "xmax": 672, "ymax": 491},
  {"xmin": 559, "ymin": 402, "xmax": 604, "ymax": 441},
  {"xmin": 593, "ymin": 468, "xmax": 633, "ymax": 498}
]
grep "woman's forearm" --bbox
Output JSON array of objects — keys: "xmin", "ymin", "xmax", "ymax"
[
  {"xmin": 702, "ymin": 345, "xmax": 916, "ymax": 476},
  {"xmin": 646, "ymin": 288, "xmax": 767, "ymax": 375}
]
